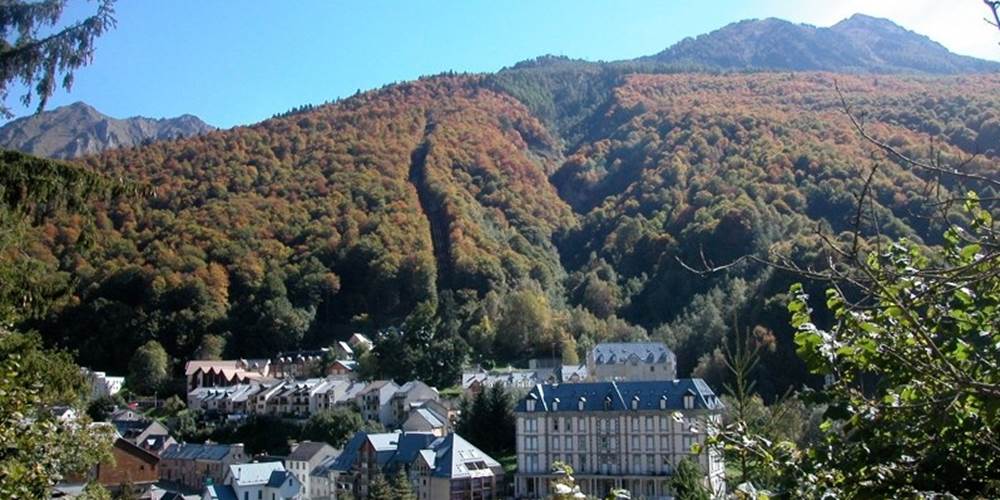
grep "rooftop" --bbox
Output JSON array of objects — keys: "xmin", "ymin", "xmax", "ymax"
[
  {"xmin": 590, "ymin": 342, "xmax": 676, "ymax": 365},
  {"xmin": 514, "ymin": 379, "xmax": 722, "ymax": 413},
  {"xmin": 161, "ymin": 442, "xmax": 241, "ymax": 461},
  {"xmin": 229, "ymin": 462, "xmax": 287, "ymax": 486}
]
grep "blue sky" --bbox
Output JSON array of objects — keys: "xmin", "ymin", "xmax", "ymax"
[{"xmin": 5, "ymin": 0, "xmax": 999, "ymax": 128}]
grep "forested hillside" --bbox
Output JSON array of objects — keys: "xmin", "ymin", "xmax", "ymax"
[
  {"xmin": 11, "ymin": 13, "xmax": 999, "ymax": 397},
  {"xmin": 19, "ymin": 69, "xmax": 998, "ymax": 398}
]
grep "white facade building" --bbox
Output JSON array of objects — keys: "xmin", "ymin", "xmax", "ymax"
[{"xmin": 514, "ymin": 379, "xmax": 725, "ymax": 499}]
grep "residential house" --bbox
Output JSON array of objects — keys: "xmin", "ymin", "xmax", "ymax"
[
  {"xmin": 312, "ymin": 380, "xmax": 368, "ymax": 414},
  {"xmin": 401, "ymin": 407, "xmax": 448, "ymax": 436},
  {"xmin": 113, "ymin": 419, "xmax": 176, "ymax": 455},
  {"xmin": 286, "ymin": 441, "xmax": 338, "ymax": 499},
  {"xmin": 83, "ymin": 368, "xmax": 125, "ymax": 400},
  {"xmin": 272, "ymin": 349, "xmax": 331, "ymax": 379},
  {"xmin": 160, "ymin": 443, "xmax": 247, "ymax": 492},
  {"xmin": 326, "ymin": 431, "xmax": 502, "ymax": 500},
  {"xmin": 203, "ymin": 462, "xmax": 301, "ymax": 500},
  {"xmin": 332, "ymin": 341, "xmax": 354, "ymax": 360},
  {"xmin": 347, "ymin": 333, "xmax": 373, "ymax": 353},
  {"xmin": 326, "ymin": 359, "xmax": 356, "ymax": 378},
  {"xmin": 513, "ymin": 379, "xmax": 725, "ymax": 499},
  {"xmin": 561, "ymin": 364, "xmax": 589, "ymax": 383},
  {"xmin": 586, "ymin": 342, "xmax": 677, "ymax": 382},
  {"xmin": 93, "ymin": 437, "xmax": 160, "ymax": 496},
  {"xmin": 461, "ymin": 367, "xmax": 558, "ymax": 397},
  {"xmin": 356, "ymin": 380, "xmax": 399, "ymax": 426},
  {"xmin": 390, "ymin": 381, "xmax": 440, "ymax": 427}
]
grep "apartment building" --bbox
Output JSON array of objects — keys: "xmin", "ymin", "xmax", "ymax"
[{"xmin": 514, "ymin": 379, "xmax": 725, "ymax": 499}]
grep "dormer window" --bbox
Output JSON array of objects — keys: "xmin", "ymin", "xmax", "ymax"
[
  {"xmin": 683, "ymin": 394, "xmax": 694, "ymax": 409},
  {"xmin": 604, "ymin": 395, "xmax": 612, "ymax": 411},
  {"xmin": 631, "ymin": 395, "xmax": 640, "ymax": 410},
  {"xmin": 578, "ymin": 397, "xmax": 586, "ymax": 411},
  {"xmin": 659, "ymin": 395, "xmax": 668, "ymax": 410},
  {"xmin": 527, "ymin": 398, "xmax": 536, "ymax": 412},
  {"xmin": 552, "ymin": 398, "xmax": 560, "ymax": 411}
]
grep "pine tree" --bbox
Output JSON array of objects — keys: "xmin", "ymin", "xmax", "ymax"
[
  {"xmin": 391, "ymin": 468, "xmax": 417, "ymax": 500},
  {"xmin": 0, "ymin": 1, "xmax": 117, "ymax": 117},
  {"xmin": 367, "ymin": 471, "xmax": 393, "ymax": 500},
  {"xmin": 669, "ymin": 458, "xmax": 711, "ymax": 500}
]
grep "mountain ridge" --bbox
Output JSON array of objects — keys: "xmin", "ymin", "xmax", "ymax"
[
  {"xmin": 641, "ymin": 13, "xmax": 1000, "ymax": 73},
  {"xmin": 0, "ymin": 101, "xmax": 215, "ymax": 159}
]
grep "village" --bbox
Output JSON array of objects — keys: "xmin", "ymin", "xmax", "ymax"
[{"xmin": 61, "ymin": 337, "xmax": 725, "ymax": 500}]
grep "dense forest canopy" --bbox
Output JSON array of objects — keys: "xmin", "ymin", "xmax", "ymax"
[{"xmin": 14, "ymin": 66, "xmax": 1000, "ymax": 398}]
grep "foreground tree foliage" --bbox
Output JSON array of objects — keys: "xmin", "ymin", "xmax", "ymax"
[
  {"xmin": 0, "ymin": 329, "xmax": 114, "ymax": 498},
  {"xmin": 0, "ymin": 0, "xmax": 116, "ymax": 117},
  {"xmin": 711, "ymin": 195, "xmax": 1000, "ymax": 497}
]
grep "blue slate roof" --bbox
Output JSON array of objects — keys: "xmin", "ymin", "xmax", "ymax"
[
  {"xmin": 161, "ymin": 442, "xmax": 236, "ymax": 461},
  {"xmin": 266, "ymin": 469, "xmax": 294, "ymax": 488},
  {"xmin": 324, "ymin": 431, "xmax": 499, "ymax": 479},
  {"xmin": 204, "ymin": 485, "xmax": 238, "ymax": 500},
  {"xmin": 514, "ymin": 379, "xmax": 722, "ymax": 412},
  {"xmin": 591, "ymin": 342, "xmax": 676, "ymax": 365}
]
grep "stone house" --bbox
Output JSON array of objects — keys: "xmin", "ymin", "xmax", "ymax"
[
  {"xmin": 286, "ymin": 441, "xmax": 338, "ymax": 499},
  {"xmin": 160, "ymin": 442, "xmax": 247, "ymax": 492}
]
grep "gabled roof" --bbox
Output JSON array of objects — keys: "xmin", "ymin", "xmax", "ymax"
[
  {"xmin": 266, "ymin": 469, "xmax": 295, "ymax": 488},
  {"xmin": 112, "ymin": 436, "xmax": 160, "ymax": 465},
  {"xmin": 185, "ymin": 360, "xmax": 240, "ymax": 377},
  {"xmin": 427, "ymin": 433, "xmax": 500, "ymax": 479},
  {"xmin": 161, "ymin": 442, "xmax": 238, "ymax": 461},
  {"xmin": 359, "ymin": 380, "xmax": 396, "ymax": 395},
  {"xmin": 514, "ymin": 379, "xmax": 723, "ymax": 413},
  {"xmin": 324, "ymin": 431, "xmax": 498, "ymax": 480},
  {"xmin": 203, "ymin": 485, "xmax": 238, "ymax": 500},
  {"xmin": 229, "ymin": 462, "xmax": 287, "ymax": 486},
  {"xmin": 408, "ymin": 408, "xmax": 445, "ymax": 428},
  {"xmin": 591, "ymin": 342, "xmax": 676, "ymax": 365},
  {"xmin": 288, "ymin": 441, "xmax": 336, "ymax": 462}
]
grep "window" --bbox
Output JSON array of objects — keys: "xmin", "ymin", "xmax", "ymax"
[
  {"xmin": 647, "ymin": 454, "xmax": 656, "ymax": 473},
  {"xmin": 646, "ymin": 436, "xmax": 654, "ymax": 450},
  {"xmin": 565, "ymin": 417, "xmax": 573, "ymax": 432},
  {"xmin": 553, "ymin": 418, "xmax": 560, "ymax": 432},
  {"xmin": 244, "ymin": 493, "xmax": 248, "ymax": 500},
  {"xmin": 525, "ymin": 418, "xmax": 537, "ymax": 433},
  {"xmin": 552, "ymin": 437, "xmax": 560, "ymax": 451},
  {"xmin": 565, "ymin": 436, "xmax": 573, "ymax": 450},
  {"xmin": 527, "ymin": 399, "xmax": 536, "ymax": 412},
  {"xmin": 659, "ymin": 416, "xmax": 668, "ymax": 430},
  {"xmin": 258, "ymin": 491, "xmax": 262, "ymax": 500},
  {"xmin": 645, "ymin": 416, "xmax": 654, "ymax": 431},
  {"xmin": 526, "ymin": 436, "xmax": 538, "ymax": 451},
  {"xmin": 578, "ymin": 436, "xmax": 587, "ymax": 451},
  {"xmin": 631, "ymin": 454, "xmax": 641, "ymax": 472},
  {"xmin": 631, "ymin": 435, "xmax": 639, "ymax": 449},
  {"xmin": 631, "ymin": 417, "xmax": 639, "ymax": 430},
  {"xmin": 579, "ymin": 454, "xmax": 587, "ymax": 470}
]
